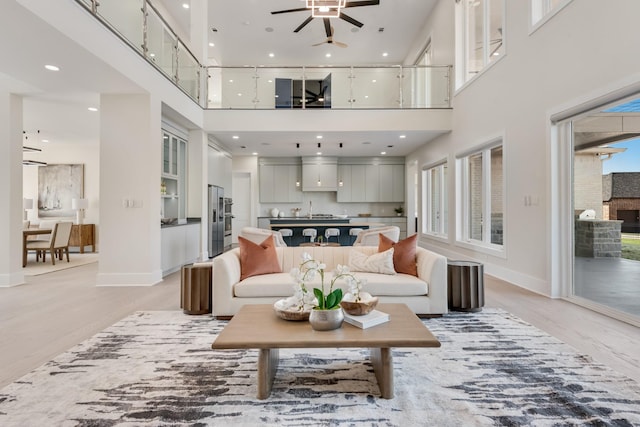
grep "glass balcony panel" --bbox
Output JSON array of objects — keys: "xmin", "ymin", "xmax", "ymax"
[
  {"xmin": 402, "ymin": 66, "xmax": 451, "ymax": 108},
  {"xmin": 220, "ymin": 68, "xmax": 264, "ymax": 109},
  {"xmin": 146, "ymin": 7, "xmax": 177, "ymax": 80},
  {"xmin": 350, "ymin": 68, "xmax": 401, "ymax": 109},
  {"xmin": 206, "ymin": 66, "xmax": 450, "ymax": 109},
  {"xmin": 95, "ymin": 0, "xmax": 144, "ymax": 52},
  {"xmin": 255, "ymin": 68, "xmax": 304, "ymax": 109},
  {"xmin": 177, "ymin": 42, "xmax": 200, "ymax": 100}
]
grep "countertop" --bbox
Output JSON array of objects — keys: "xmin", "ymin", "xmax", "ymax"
[
  {"xmin": 160, "ymin": 217, "xmax": 201, "ymax": 229},
  {"xmin": 259, "ymin": 216, "xmax": 406, "ymax": 219}
]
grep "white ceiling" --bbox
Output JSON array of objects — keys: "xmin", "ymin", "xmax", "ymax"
[{"xmin": 4, "ymin": 0, "xmax": 440, "ymax": 157}]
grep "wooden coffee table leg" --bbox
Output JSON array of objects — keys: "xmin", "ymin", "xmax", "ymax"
[
  {"xmin": 257, "ymin": 348, "xmax": 279, "ymax": 399},
  {"xmin": 370, "ymin": 347, "xmax": 393, "ymax": 399}
]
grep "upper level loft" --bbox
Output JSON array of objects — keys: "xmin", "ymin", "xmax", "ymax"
[{"xmin": 74, "ymin": 0, "xmax": 453, "ymax": 112}]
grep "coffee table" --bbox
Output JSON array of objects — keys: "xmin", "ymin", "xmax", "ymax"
[{"xmin": 211, "ymin": 303, "xmax": 441, "ymax": 399}]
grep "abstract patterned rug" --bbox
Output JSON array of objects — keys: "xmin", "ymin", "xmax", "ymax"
[{"xmin": 1, "ymin": 309, "xmax": 639, "ymax": 426}]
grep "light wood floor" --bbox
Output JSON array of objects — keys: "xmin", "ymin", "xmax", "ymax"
[{"xmin": 0, "ymin": 263, "xmax": 638, "ymax": 388}]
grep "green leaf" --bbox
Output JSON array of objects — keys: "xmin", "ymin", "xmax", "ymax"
[
  {"xmin": 325, "ymin": 289, "xmax": 343, "ymax": 310},
  {"xmin": 313, "ymin": 288, "xmax": 324, "ymax": 309}
]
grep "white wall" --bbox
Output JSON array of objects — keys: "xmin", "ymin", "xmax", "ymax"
[{"xmin": 407, "ymin": 0, "xmax": 640, "ymax": 296}]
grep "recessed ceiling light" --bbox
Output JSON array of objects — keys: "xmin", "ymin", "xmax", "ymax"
[
  {"xmin": 237, "ymin": 93, "xmax": 242, "ymax": 96},
  {"xmin": 44, "ymin": 64, "xmax": 59, "ymax": 71},
  {"xmin": 372, "ymin": 79, "xmax": 377, "ymax": 83},
  {"xmin": 252, "ymin": 152, "xmax": 258, "ymax": 156},
  {"xmin": 232, "ymin": 135, "xmax": 239, "ymax": 139},
  {"xmin": 381, "ymin": 151, "xmax": 387, "ymax": 155},
  {"xmin": 364, "ymin": 95, "xmax": 369, "ymax": 98},
  {"xmin": 228, "ymin": 79, "xmax": 233, "ymax": 83},
  {"xmin": 399, "ymin": 135, "xmax": 406, "ymax": 139},
  {"xmin": 317, "ymin": 152, "xmax": 322, "ymax": 155},
  {"xmin": 268, "ymin": 79, "xmax": 273, "ymax": 83},
  {"xmin": 88, "ymin": 107, "xmax": 98, "ymax": 112},
  {"xmin": 493, "ymin": 52, "xmax": 500, "ymax": 56},
  {"xmin": 382, "ymin": 52, "xmax": 389, "ymax": 57},
  {"xmin": 316, "ymin": 135, "xmax": 323, "ymax": 139},
  {"xmin": 265, "ymin": 27, "xmax": 274, "ymax": 32},
  {"xmin": 269, "ymin": 53, "xmax": 275, "ymax": 58},
  {"xmin": 209, "ymin": 42, "xmax": 215, "ymax": 47},
  {"xmin": 182, "ymin": 3, "xmax": 189, "ymax": 9},
  {"xmin": 149, "ymin": 53, "xmax": 156, "ymax": 57},
  {"xmin": 362, "ymin": 141, "xmax": 371, "ymax": 145},
  {"xmin": 325, "ymin": 53, "xmax": 331, "ymax": 58},
  {"xmin": 42, "ymin": 139, "xmax": 49, "ymax": 143},
  {"xmin": 351, "ymin": 27, "xmax": 359, "ymax": 33}
]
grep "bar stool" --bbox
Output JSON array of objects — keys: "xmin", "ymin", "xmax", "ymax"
[
  {"xmin": 349, "ymin": 228, "xmax": 363, "ymax": 245},
  {"xmin": 302, "ymin": 228, "xmax": 317, "ymax": 243},
  {"xmin": 279, "ymin": 228, "xmax": 293, "ymax": 246},
  {"xmin": 325, "ymin": 228, "xmax": 340, "ymax": 243}
]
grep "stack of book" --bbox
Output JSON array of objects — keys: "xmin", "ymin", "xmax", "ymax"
[{"xmin": 343, "ymin": 310, "xmax": 389, "ymax": 329}]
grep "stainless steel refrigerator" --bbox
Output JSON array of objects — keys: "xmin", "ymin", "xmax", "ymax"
[{"xmin": 208, "ymin": 185, "xmax": 225, "ymax": 258}]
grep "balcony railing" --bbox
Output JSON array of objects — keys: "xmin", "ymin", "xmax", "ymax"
[
  {"xmin": 207, "ymin": 66, "xmax": 452, "ymax": 110},
  {"xmin": 74, "ymin": 1, "xmax": 452, "ymax": 111},
  {"xmin": 75, "ymin": 0, "xmax": 202, "ymax": 103}
]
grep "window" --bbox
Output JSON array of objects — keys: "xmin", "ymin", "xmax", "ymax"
[
  {"xmin": 531, "ymin": 0, "xmax": 572, "ymax": 27},
  {"xmin": 455, "ymin": 0, "xmax": 505, "ymax": 87},
  {"xmin": 421, "ymin": 162, "xmax": 448, "ymax": 237},
  {"xmin": 457, "ymin": 142, "xmax": 504, "ymax": 249}
]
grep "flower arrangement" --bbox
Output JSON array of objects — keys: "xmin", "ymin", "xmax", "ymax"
[{"xmin": 290, "ymin": 252, "xmax": 364, "ymax": 310}]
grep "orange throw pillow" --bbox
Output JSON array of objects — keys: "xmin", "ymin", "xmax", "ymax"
[
  {"xmin": 238, "ymin": 235, "xmax": 282, "ymax": 280},
  {"xmin": 378, "ymin": 233, "xmax": 418, "ymax": 276}
]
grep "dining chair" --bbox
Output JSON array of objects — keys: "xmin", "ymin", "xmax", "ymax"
[{"xmin": 25, "ymin": 221, "xmax": 73, "ymax": 265}]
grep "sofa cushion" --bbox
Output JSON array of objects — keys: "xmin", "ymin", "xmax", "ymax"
[
  {"xmin": 238, "ymin": 235, "xmax": 282, "ymax": 280},
  {"xmin": 379, "ymin": 233, "xmax": 418, "ymax": 276},
  {"xmin": 234, "ymin": 273, "xmax": 297, "ymax": 297},
  {"xmin": 348, "ymin": 247, "xmax": 396, "ymax": 275},
  {"xmin": 234, "ymin": 271, "xmax": 428, "ymax": 298}
]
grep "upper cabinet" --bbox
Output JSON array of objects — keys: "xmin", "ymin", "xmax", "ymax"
[
  {"xmin": 337, "ymin": 158, "xmax": 405, "ymax": 202},
  {"xmin": 161, "ymin": 131, "xmax": 187, "ymax": 220},
  {"xmin": 302, "ymin": 156, "xmax": 338, "ymax": 191},
  {"xmin": 259, "ymin": 158, "xmax": 303, "ymax": 203}
]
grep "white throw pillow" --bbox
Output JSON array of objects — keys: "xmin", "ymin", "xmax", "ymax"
[{"xmin": 349, "ymin": 248, "xmax": 396, "ymax": 275}]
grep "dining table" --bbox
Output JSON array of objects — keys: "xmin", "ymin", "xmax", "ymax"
[{"xmin": 23, "ymin": 228, "xmax": 51, "ymax": 267}]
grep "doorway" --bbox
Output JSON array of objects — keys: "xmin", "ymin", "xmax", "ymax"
[{"xmin": 566, "ymin": 97, "xmax": 640, "ymax": 324}]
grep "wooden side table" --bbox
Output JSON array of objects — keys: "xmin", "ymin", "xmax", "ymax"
[
  {"xmin": 70, "ymin": 224, "xmax": 95, "ymax": 253},
  {"xmin": 181, "ymin": 263, "xmax": 212, "ymax": 315},
  {"xmin": 447, "ymin": 260, "xmax": 484, "ymax": 312}
]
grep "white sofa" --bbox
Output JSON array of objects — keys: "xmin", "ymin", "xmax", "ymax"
[{"xmin": 212, "ymin": 245, "xmax": 448, "ymax": 318}]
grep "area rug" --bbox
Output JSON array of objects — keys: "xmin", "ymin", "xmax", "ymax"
[
  {"xmin": 1, "ymin": 310, "xmax": 639, "ymax": 426},
  {"xmin": 23, "ymin": 253, "xmax": 98, "ymax": 276}
]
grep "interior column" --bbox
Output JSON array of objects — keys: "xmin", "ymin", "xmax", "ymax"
[
  {"xmin": 0, "ymin": 90, "xmax": 26, "ymax": 287},
  {"xmin": 188, "ymin": 129, "xmax": 209, "ymax": 260},
  {"xmin": 97, "ymin": 93, "xmax": 162, "ymax": 286}
]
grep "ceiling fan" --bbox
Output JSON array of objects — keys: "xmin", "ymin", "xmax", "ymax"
[
  {"xmin": 271, "ymin": 0, "xmax": 380, "ymax": 33},
  {"xmin": 312, "ymin": 24, "xmax": 347, "ymax": 48}
]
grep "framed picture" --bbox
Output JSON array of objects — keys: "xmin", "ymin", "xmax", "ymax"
[{"xmin": 38, "ymin": 164, "xmax": 84, "ymax": 218}]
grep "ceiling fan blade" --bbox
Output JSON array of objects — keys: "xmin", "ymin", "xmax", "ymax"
[
  {"xmin": 343, "ymin": 0, "xmax": 380, "ymax": 8},
  {"xmin": 334, "ymin": 41, "xmax": 348, "ymax": 48},
  {"xmin": 312, "ymin": 41, "xmax": 328, "ymax": 47},
  {"xmin": 324, "ymin": 18, "xmax": 332, "ymax": 37},
  {"xmin": 294, "ymin": 16, "xmax": 314, "ymax": 33},
  {"xmin": 339, "ymin": 12, "xmax": 363, "ymax": 28},
  {"xmin": 271, "ymin": 7, "xmax": 309, "ymax": 15}
]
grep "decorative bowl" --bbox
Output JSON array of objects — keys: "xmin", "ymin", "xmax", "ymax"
[
  {"xmin": 333, "ymin": 214, "xmax": 349, "ymax": 219},
  {"xmin": 340, "ymin": 297, "xmax": 379, "ymax": 316},
  {"xmin": 273, "ymin": 299, "xmax": 310, "ymax": 321}
]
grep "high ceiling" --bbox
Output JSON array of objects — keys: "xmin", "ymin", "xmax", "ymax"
[
  {"xmin": 159, "ymin": 0, "xmax": 437, "ymax": 66},
  {"xmin": 4, "ymin": 0, "xmax": 440, "ymax": 157}
]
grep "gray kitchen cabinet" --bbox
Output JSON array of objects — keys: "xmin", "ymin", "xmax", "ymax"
[
  {"xmin": 302, "ymin": 156, "xmax": 337, "ymax": 191},
  {"xmin": 259, "ymin": 162, "xmax": 303, "ymax": 203}
]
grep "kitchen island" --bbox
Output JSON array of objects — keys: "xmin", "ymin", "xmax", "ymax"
[{"xmin": 265, "ymin": 217, "xmax": 385, "ymax": 246}]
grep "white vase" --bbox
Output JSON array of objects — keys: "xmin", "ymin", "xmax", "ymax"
[{"xmin": 270, "ymin": 208, "xmax": 279, "ymax": 218}]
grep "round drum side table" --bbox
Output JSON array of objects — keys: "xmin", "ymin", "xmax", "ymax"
[{"xmin": 447, "ymin": 260, "xmax": 484, "ymax": 312}]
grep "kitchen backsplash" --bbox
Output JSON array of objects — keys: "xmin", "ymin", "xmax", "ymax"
[{"xmin": 259, "ymin": 192, "xmax": 404, "ymax": 217}]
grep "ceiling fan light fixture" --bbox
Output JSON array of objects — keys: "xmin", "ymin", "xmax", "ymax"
[{"xmin": 311, "ymin": 0, "xmax": 344, "ymax": 17}]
